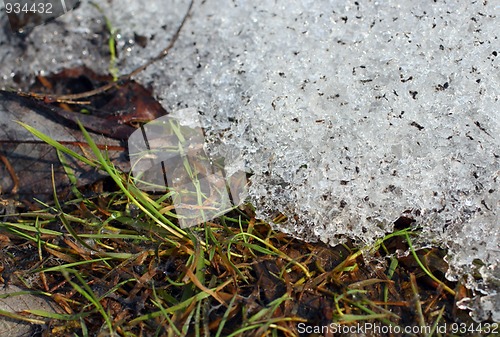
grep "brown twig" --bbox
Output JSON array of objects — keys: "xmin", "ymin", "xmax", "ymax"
[
  {"xmin": 0, "ymin": 153, "xmax": 19, "ymax": 194},
  {"xmin": 0, "ymin": 139, "xmax": 125, "ymax": 151},
  {"xmin": 10, "ymin": 0, "xmax": 195, "ymax": 104}
]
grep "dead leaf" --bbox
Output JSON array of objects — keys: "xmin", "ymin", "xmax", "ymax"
[
  {"xmin": 0, "ymin": 90, "xmax": 128, "ymax": 202},
  {"xmin": 0, "ymin": 285, "xmax": 59, "ymax": 337}
]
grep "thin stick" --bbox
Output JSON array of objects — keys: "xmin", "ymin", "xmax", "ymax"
[
  {"xmin": 11, "ymin": 0, "xmax": 194, "ymax": 103},
  {"xmin": 0, "ymin": 154, "xmax": 19, "ymax": 194},
  {"xmin": 0, "ymin": 139, "xmax": 125, "ymax": 151}
]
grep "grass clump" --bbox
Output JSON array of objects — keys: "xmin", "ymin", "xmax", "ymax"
[{"xmin": 0, "ymin": 124, "xmax": 496, "ymax": 337}]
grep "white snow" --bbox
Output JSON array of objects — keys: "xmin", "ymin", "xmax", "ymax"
[{"xmin": 0, "ymin": 0, "xmax": 498, "ymax": 321}]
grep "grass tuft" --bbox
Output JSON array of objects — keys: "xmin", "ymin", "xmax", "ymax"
[{"xmin": 0, "ymin": 123, "xmax": 495, "ymax": 336}]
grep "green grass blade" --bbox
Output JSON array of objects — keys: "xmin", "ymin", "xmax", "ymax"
[{"xmin": 17, "ymin": 121, "xmax": 98, "ymax": 167}]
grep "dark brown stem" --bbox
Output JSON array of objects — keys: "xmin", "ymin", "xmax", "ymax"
[{"xmin": 10, "ymin": 0, "xmax": 195, "ymax": 104}]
